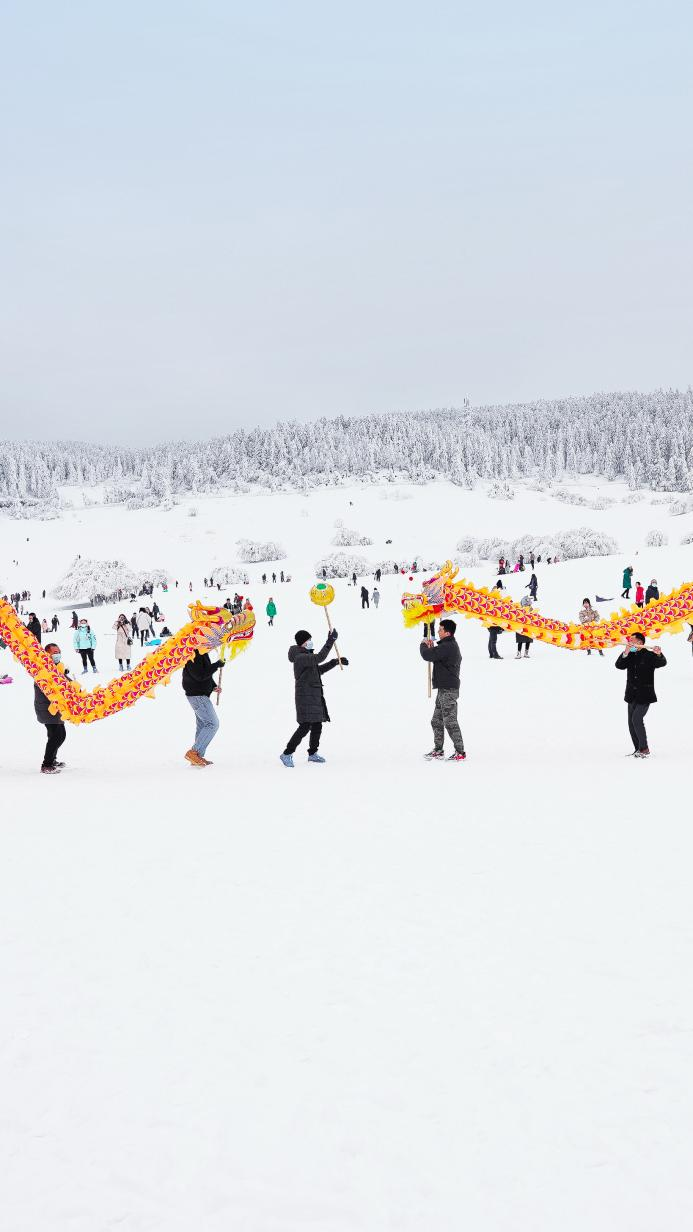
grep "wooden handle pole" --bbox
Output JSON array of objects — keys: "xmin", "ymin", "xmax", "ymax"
[
  {"xmin": 424, "ymin": 622, "xmax": 432, "ymax": 697},
  {"xmin": 325, "ymin": 607, "xmax": 343, "ymax": 669}
]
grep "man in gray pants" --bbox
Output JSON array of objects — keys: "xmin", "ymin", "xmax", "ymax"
[{"xmin": 419, "ymin": 619, "xmax": 466, "ymax": 762}]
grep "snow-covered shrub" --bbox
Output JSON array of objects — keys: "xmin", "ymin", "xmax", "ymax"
[
  {"xmin": 236, "ymin": 539, "xmax": 286, "ymax": 563},
  {"xmin": 487, "ymin": 479, "xmax": 514, "ymax": 500},
  {"xmin": 373, "ymin": 556, "xmax": 427, "ymax": 575},
  {"xmin": 188, "ymin": 505, "xmax": 199, "ymax": 517},
  {"xmin": 314, "ymin": 552, "xmax": 371, "ymax": 579},
  {"xmin": 53, "ymin": 558, "xmax": 169, "ymax": 602},
  {"xmin": 456, "ymin": 526, "xmax": 618, "ymax": 562},
  {"xmin": 331, "ymin": 525, "xmax": 374, "ymax": 547},
  {"xmin": 209, "ymin": 565, "xmax": 250, "ymax": 586},
  {"xmin": 680, "ymin": 532, "xmax": 693, "ymax": 545},
  {"xmin": 54, "ymin": 558, "xmax": 140, "ymax": 602},
  {"xmin": 645, "ymin": 529, "xmax": 668, "ymax": 547},
  {"xmin": 669, "ymin": 499, "xmax": 692, "ymax": 516},
  {"xmin": 622, "ymin": 492, "xmax": 644, "ymax": 504},
  {"xmin": 650, "ymin": 496, "xmax": 674, "ymax": 506},
  {"xmin": 553, "ymin": 489, "xmax": 614, "ymax": 511}
]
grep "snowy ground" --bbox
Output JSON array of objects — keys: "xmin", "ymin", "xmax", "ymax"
[{"xmin": 2, "ymin": 479, "xmax": 693, "ymax": 1230}]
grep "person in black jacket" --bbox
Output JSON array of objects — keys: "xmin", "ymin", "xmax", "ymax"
[
  {"xmin": 615, "ymin": 633, "xmax": 666, "ymax": 757},
  {"xmin": 27, "ymin": 612, "xmax": 42, "ymax": 643},
  {"xmin": 419, "ymin": 619, "xmax": 466, "ymax": 761},
  {"xmin": 34, "ymin": 642, "xmax": 68, "ymax": 774},
  {"xmin": 645, "ymin": 578, "xmax": 659, "ymax": 605},
  {"xmin": 280, "ymin": 629, "xmax": 348, "ymax": 766},
  {"xmin": 182, "ymin": 649, "xmax": 223, "ymax": 766}
]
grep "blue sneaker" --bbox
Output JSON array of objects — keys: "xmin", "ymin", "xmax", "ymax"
[
  {"xmin": 280, "ymin": 753, "xmax": 294, "ymax": 768},
  {"xmin": 308, "ymin": 753, "xmax": 325, "ymax": 763}
]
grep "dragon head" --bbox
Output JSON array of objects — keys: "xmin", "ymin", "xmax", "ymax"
[{"xmin": 401, "ymin": 561, "xmax": 458, "ymax": 628}]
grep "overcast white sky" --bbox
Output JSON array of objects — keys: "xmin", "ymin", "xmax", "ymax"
[{"xmin": 1, "ymin": 0, "xmax": 692, "ymax": 444}]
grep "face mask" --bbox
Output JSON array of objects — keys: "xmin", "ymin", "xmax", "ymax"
[
  {"xmin": 305, "ymin": 640, "xmax": 314, "ymax": 650},
  {"xmin": 52, "ymin": 652, "xmax": 61, "ymax": 664}
]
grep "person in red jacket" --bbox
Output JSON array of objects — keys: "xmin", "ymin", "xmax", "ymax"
[{"xmin": 635, "ymin": 582, "xmax": 645, "ymax": 608}]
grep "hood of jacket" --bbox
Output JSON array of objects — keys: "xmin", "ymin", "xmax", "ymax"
[{"xmin": 288, "ymin": 644, "xmax": 312, "ymax": 663}]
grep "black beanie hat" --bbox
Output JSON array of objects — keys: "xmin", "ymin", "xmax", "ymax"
[{"xmin": 295, "ymin": 629, "xmax": 311, "ymax": 646}]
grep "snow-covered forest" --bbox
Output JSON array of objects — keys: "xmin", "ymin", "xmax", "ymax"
[{"xmin": 2, "ymin": 387, "xmax": 693, "ymax": 515}]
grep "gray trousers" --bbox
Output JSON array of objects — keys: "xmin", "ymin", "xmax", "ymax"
[
  {"xmin": 627, "ymin": 702, "xmax": 650, "ymax": 752},
  {"xmin": 431, "ymin": 688, "xmax": 464, "ymax": 753}
]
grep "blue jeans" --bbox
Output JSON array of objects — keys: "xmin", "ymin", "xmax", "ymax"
[{"xmin": 187, "ymin": 694, "xmax": 219, "ymax": 756}]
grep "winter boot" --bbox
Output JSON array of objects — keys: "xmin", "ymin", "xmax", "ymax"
[
  {"xmin": 635, "ymin": 748, "xmax": 651, "ymax": 758},
  {"xmin": 185, "ymin": 749, "xmax": 206, "ymax": 766},
  {"xmin": 308, "ymin": 753, "xmax": 325, "ymax": 763},
  {"xmin": 280, "ymin": 753, "xmax": 294, "ymax": 768},
  {"xmin": 424, "ymin": 750, "xmax": 445, "ymax": 760},
  {"xmin": 41, "ymin": 765, "xmax": 61, "ymax": 774},
  {"xmin": 447, "ymin": 752, "xmax": 467, "ymax": 762}
]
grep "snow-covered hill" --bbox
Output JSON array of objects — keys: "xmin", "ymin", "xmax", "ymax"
[{"xmin": 2, "ymin": 479, "xmax": 693, "ymax": 1231}]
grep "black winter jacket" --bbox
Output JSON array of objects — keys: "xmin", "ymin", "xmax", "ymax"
[
  {"xmin": 645, "ymin": 585, "xmax": 659, "ymax": 605},
  {"xmin": 615, "ymin": 647, "xmax": 666, "ymax": 703},
  {"xmin": 182, "ymin": 651, "xmax": 222, "ymax": 697},
  {"xmin": 27, "ymin": 617, "xmax": 42, "ymax": 643},
  {"xmin": 288, "ymin": 634, "xmax": 339, "ymax": 723},
  {"xmin": 419, "ymin": 635, "xmax": 461, "ymax": 690},
  {"xmin": 34, "ymin": 669, "xmax": 71, "ymax": 725}
]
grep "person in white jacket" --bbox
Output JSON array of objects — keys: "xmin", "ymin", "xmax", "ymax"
[{"xmin": 113, "ymin": 614, "xmax": 133, "ymax": 671}]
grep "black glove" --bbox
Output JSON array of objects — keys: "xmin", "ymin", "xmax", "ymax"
[
  {"xmin": 337, "ymin": 657, "xmax": 349, "ymax": 666},
  {"xmin": 328, "ymin": 627, "xmax": 338, "ymax": 642}
]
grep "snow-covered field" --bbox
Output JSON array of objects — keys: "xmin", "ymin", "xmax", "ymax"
[{"xmin": 2, "ymin": 479, "xmax": 693, "ymax": 1230}]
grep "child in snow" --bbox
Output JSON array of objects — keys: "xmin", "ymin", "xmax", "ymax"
[{"xmin": 579, "ymin": 598, "xmax": 604, "ymax": 656}]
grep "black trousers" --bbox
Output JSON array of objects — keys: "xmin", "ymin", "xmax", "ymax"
[
  {"xmin": 488, "ymin": 629, "xmax": 501, "ymax": 658},
  {"xmin": 284, "ymin": 722, "xmax": 322, "ymax": 755},
  {"xmin": 622, "ymin": 588, "xmax": 631, "ymax": 598},
  {"xmin": 78, "ymin": 648, "xmax": 95, "ymax": 668},
  {"xmin": 627, "ymin": 702, "xmax": 650, "ymax": 751},
  {"xmin": 43, "ymin": 722, "xmax": 66, "ymax": 768}
]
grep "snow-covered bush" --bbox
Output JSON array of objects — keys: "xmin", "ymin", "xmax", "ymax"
[
  {"xmin": 373, "ymin": 556, "xmax": 427, "ymax": 575},
  {"xmin": 209, "ymin": 565, "xmax": 250, "ymax": 586},
  {"xmin": 622, "ymin": 492, "xmax": 644, "ymax": 504},
  {"xmin": 314, "ymin": 552, "xmax": 371, "ymax": 579},
  {"xmin": 456, "ymin": 526, "xmax": 618, "ymax": 562},
  {"xmin": 487, "ymin": 479, "xmax": 514, "ymax": 500},
  {"xmin": 669, "ymin": 499, "xmax": 692, "ymax": 516},
  {"xmin": 331, "ymin": 525, "xmax": 374, "ymax": 547},
  {"xmin": 553, "ymin": 488, "xmax": 614, "ymax": 510},
  {"xmin": 236, "ymin": 539, "xmax": 286, "ymax": 563},
  {"xmin": 188, "ymin": 505, "xmax": 199, "ymax": 517},
  {"xmin": 650, "ymin": 496, "xmax": 674, "ymax": 506},
  {"xmin": 53, "ymin": 558, "xmax": 169, "ymax": 602},
  {"xmin": 645, "ymin": 529, "xmax": 668, "ymax": 547},
  {"xmin": 680, "ymin": 532, "xmax": 693, "ymax": 545}
]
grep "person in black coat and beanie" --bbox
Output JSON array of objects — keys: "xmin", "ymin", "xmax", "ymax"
[
  {"xmin": 615, "ymin": 632, "xmax": 666, "ymax": 757},
  {"xmin": 280, "ymin": 629, "xmax": 348, "ymax": 766},
  {"xmin": 34, "ymin": 641, "xmax": 69, "ymax": 773},
  {"xmin": 27, "ymin": 612, "xmax": 42, "ymax": 643}
]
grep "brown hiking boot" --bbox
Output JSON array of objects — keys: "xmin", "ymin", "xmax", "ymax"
[
  {"xmin": 185, "ymin": 748, "xmax": 206, "ymax": 766},
  {"xmin": 200, "ymin": 757, "xmax": 213, "ymax": 765}
]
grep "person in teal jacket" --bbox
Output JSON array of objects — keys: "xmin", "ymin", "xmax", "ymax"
[
  {"xmin": 73, "ymin": 619, "xmax": 98, "ymax": 673},
  {"xmin": 621, "ymin": 565, "xmax": 633, "ymax": 599},
  {"xmin": 266, "ymin": 598, "xmax": 277, "ymax": 627}
]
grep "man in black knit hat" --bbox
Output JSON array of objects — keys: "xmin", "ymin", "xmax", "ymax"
[{"xmin": 280, "ymin": 628, "xmax": 349, "ymax": 767}]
